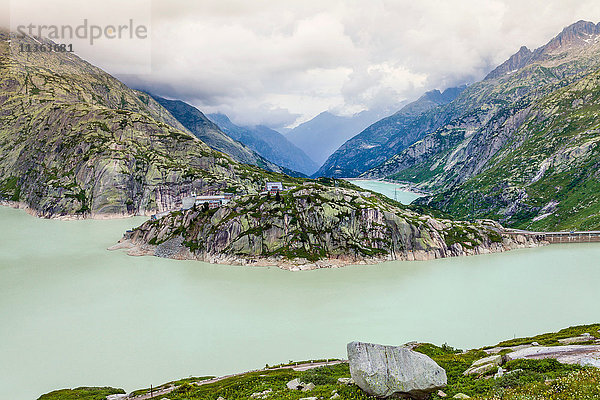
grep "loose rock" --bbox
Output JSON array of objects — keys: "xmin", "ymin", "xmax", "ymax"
[
  {"xmin": 302, "ymin": 383, "xmax": 315, "ymax": 392},
  {"xmin": 463, "ymin": 355, "xmax": 503, "ymax": 376},
  {"xmin": 347, "ymin": 341, "xmax": 447, "ymax": 399},
  {"xmin": 453, "ymin": 394, "xmax": 470, "ymax": 399},
  {"xmin": 106, "ymin": 396, "xmax": 127, "ymax": 400},
  {"xmin": 287, "ymin": 378, "xmax": 314, "ymax": 391}
]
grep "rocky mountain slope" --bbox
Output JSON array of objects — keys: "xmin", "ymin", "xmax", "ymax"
[
  {"xmin": 207, "ymin": 113, "xmax": 318, "ymax": 175},
  {"xmin": 361, "ymin": 20, "xmax": 600, "ymax": 230},
  {"xmin": 117, "ymin": 182, "xmax": 538, "ymax": 269},
  {"xmin": 315, "ymin": 87, "xmax": 466, "ymax": 178},
  {"xmin": 150, "ymin": 96, "xmax": 284, "ymax": 173},
  {"xmin": 0, "ymin": 30, "xmax": 295, "ymax": 218},
  {"xmin": 285, "ymin": 110, "xmax": 384, "ymax": 167}
]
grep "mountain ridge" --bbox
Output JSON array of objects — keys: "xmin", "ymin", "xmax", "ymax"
[
  {"xmin": 314, "ymin": 85, "xmax": 466, "ymax": 178},
  {"xmin": 285, "ymin": 110, "xmax": 385, "ymax": 168},
  {"xmin": 360, "ymin": 20, "xmax": 600, "ymax": 230},
  {"xmin": 150, "ymin": 95, "xmax": 288, "ymax": 174},
  {"xmin": 485, "ymin": 20, "xmax": 600, "ymax": 80},
  {"xmin": 207, "ymin": 112, "xmax": 318, "ymax": 175}
]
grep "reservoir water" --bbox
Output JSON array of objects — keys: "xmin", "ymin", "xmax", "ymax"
[
  {"xmin": 350, "ymin": 179, "xmax": 422, "ymax": 204},
  {"xmin": 1, "ymin": 181, "xmax": 599, "ymax": 399}
]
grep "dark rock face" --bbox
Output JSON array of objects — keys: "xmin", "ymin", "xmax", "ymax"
[
  {"xmin": 347, "ymin": 341, "xmax": 447, "ymax": 399},
  {"xmin": 485, "ymin": 46, "xmax": 533, "ymax": 80}
]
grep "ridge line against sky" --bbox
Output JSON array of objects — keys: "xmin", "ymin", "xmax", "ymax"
[{"xmin": 4, "ymin": 0, "xmax": 600, "ymax": 129}]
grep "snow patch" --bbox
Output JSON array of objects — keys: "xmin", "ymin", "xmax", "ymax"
[
  {"xmin": 532, "ymin": 212, "xmax": 552, "ymax": 222},
  {"xmin": 530, "ymin": 161, "xmax": 550, "ymax": 184},
  {"xmin": 532, "ymin": 200, "xmax": 559, "ymax": 222}
]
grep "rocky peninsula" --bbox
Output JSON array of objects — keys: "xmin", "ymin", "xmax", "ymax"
[{"xmin": 114, "ymin": 183, "xmax": 541, "ymax": 270}]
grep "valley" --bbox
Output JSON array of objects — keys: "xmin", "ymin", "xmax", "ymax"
[{"xmin": 0, "ymin": 11, "xmax": 599, "ymax": 400}]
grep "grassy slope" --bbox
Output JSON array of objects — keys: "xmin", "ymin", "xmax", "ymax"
[
  {"xmin": 39, "ymin": 324, "xmax": 600, "ymax": 400},
  {"xmin": 365, "ymin": 31, "xmax": 600, "ymax": 230},
  {"xmin": 37, "ymin": 387, "xmax": 125, "ymax": 400},
  {"xmin": 426, "ymin": 67, "xmax": 600, "ymax": 230}
]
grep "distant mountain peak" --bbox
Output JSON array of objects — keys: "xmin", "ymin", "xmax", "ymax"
[
  {"xmin": 486, "ymin": 20, "xmax": 600, "ymax": 80},
  {"xmin": 545, "ymin": 20, "xmax": 600, "ymax": 51},
  {"xmin": 206, "ymin": 112, "xmax": 318, "ymax": 175},
  {"xmin": 422, "ymin": 85, "xmax": 468, "ymax": 104},
  {"xmin": 485, "ymin": 45, "xmax": 533, "ymax": 80}
]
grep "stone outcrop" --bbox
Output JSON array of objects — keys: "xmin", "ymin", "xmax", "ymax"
[
  {"xmin": 558, "ymin": 333, "xmax": 596, "ymax": 344},
  {"xmin": 347, "ymin": 341, "xmax": 447, "ymax": 399},
  {"xmin": 463, "ymin": 355, "xmax": 503, "ymax": 376},
  {"xmin": 118, "ymin": 185, "xmax": 540, "ymax": 269},
  {"xmin": 505, "ymin": 345, "xmax": 600, "ymax": 367}
]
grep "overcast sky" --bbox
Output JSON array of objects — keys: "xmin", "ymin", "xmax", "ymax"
[{"xmin": 5, "ymin": 0, "xmax": 600, "ymax": 128}]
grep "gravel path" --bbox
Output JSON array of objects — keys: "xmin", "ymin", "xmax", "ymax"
[{"xmin": 128, "ymin": 360, "xmax": 347, "ymax": 400}]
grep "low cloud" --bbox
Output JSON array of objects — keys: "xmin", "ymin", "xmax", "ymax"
[{"xmin": 7, "ymin": 0, "xmax": 600, "ymax": 127}]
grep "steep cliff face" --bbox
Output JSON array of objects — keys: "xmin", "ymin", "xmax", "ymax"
[
  {"xmin": 119, "ymin": 184, "xmax": 537, "ymax": 269},
  {"xmin": 361, "ymin": 21, "xmax": 600, "ymax": 230},
  {"xmin": 315, "ymin": 87, "xmax": 466, "ymax": 178},
  {"xmin": 0, "ymin": 31, "xmax": 291, "ymax": 218}
]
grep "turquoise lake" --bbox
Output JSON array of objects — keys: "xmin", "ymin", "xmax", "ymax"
[
  {"xmin": 1, "ymin": 181, "xmax": 599, "ymax": 399},
  {"xmin": 350, "ymin": 179, "xmax": 422, "ymax": 204}
]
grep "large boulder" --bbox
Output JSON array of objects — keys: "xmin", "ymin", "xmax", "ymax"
[{"xmin": 347, "ymin": 341, "xmax": 447, "ymax": 399}]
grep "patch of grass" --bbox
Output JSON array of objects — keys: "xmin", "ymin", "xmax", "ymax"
[
  {"xmin": 492, "ymin": 324, "xmax": 600, "ymax": 347},
  {"xmin": 37, "ymin": 387, "xmax": 125, "ymax": 400},
  {"xmin": 473, "ymin": 368, "xmax": 600, "ymax": 400},
  {"xmin": 0, "ymin": 176, "xmax": 21, "ymax": 201}
]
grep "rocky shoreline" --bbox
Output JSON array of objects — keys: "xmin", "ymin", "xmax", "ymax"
[
  {"xmin": 112, "ymin": 237, "xmax": 542, "ymax": 271},
  {"xmin": 111, "ymin": 185, "xmax": 544, "ymax": 271},
  {"xmin": 0, "ymin": 200, "xmax": 149, "ymax": 220}
]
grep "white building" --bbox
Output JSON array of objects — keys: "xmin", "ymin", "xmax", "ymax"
[
  {"xmin": 265, "ymin": 182, "xmax": 284, "ymax": 194},
  {"xmin": 181, "ymin": 194, "xmax": 234, "ymax": 210},
  {"xmin": 196, "ymin": 195, "xmax": 232, "ymax": 209}
]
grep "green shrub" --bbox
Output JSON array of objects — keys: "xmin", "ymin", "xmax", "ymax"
[
  {"xmin": 505, "ymin": 358, "xmax": 582, "ymax": 374},
  {"xmin": 37, "ymin": 387, "xmax": 125, "ymax": 400}
]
